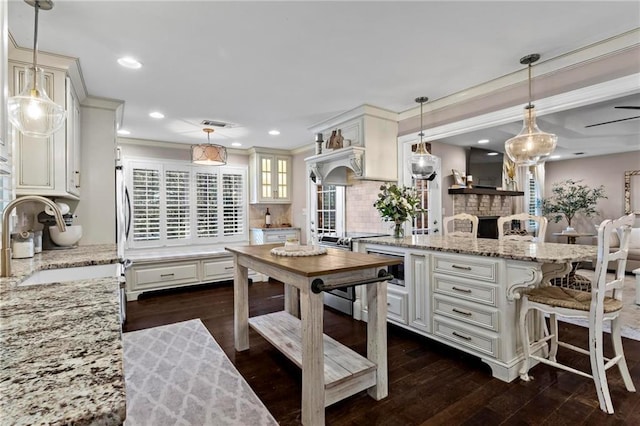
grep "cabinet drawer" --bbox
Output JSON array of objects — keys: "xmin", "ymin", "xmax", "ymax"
[
  {"xmin": 387, "ymin": 287, "xmax": 408, "ymax": 324},
  {"xmin": 264, "ymin": 230, "xmax": 298, "ymax": 243},
  {"xmin": 133, "ymin": 262, "xmax": 199, "ymax": 289},
  {"xmin": 433, "ymin": 274, "xmax": 498, "ymax": 307},
  {"xmin": 433, "ymin": 294, "xmax": 499, "ymax": 332},
  {"xmin": 432, "ymin": 255, "xmax": 498, "ymax": 283},
  {"xmin": 203, "ymin": 258, "xmax": 235, "ymax": 281},
  {"xmin": 433, "ymin": 317, "xmax": 498, "ymax": 358}
]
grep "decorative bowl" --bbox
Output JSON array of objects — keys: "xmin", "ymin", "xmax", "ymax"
[{"xmin": 49, "ymin": 225, "xmax": 82, "ymax": 246}]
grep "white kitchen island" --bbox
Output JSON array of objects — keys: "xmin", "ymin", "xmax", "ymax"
[
  {"xmin": 355, "ymin": 235, "xmax": 598, "ymax": 383},
  {"xmin": 226, "ymin": 244, "xmax": 401, "ymax": 426}
]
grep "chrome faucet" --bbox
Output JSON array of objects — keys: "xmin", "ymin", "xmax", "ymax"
[{"xmin": 1, "ymin": 196, "xmax": 66, "ymax": 277}]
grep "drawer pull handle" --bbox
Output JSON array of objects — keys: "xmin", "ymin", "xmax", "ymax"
[
  {"xmin": 451, "ymin": 265, "xmax": 472, "ymax": 270},
  {"xmin": 452, "ymin": 331, "xmax": 472, "ymax": 341},
  {"xmin": 452, "ymin": 286, "xmax": 472, "ymax": 293},
  {"xmin": 452, "ymin": 308, "xmax": 472, "ymax": 316},
  {"xmin": 160, "ymin": 273, "xmax": 175, "ymax": 278},
  {"xmin": 224, "ymin": 266, "xmax": 234, "ymax": 270}
]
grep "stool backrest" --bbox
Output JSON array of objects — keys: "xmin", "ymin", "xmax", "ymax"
[
  {"xmin": 443, "ymin": 213, "xmax": 479, "ymax": 237},
  {"xmin": 497, "ymin": 213, "xmax": 547, "ymax": 242}
]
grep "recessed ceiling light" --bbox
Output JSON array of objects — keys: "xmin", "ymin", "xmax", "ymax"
[
  {"xmin": 268, "ymin": 130, "xmax": 280, "ymax": 136},
  {"xmin": 117, "ymin": 56, "xmax": 142, "ymax": 69},
  {"xmin": 231, "ymin": 142, "xmax": 242, "ymax": 147},
  {"xmin": 149, "ymin": 111, "xmax": 165, "ymax": 119},
  {"xmin": 117, "ymin": 129, "xmax": 131, "ymax": 136},
  {"xmin": 487, "ymin": 152, "xmax": 499, "ymax": 156},
  {"xmin": 550, "ymin": 155, "xmax": 561, "ymax": 159},
  {"xmin": 477, "ymin": 139, "xmax": 490, "ymax": 144}
]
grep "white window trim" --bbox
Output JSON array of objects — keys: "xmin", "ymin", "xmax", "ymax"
[{"xmin": 124, "ymin": 157, "xmax": 248, "ymax": 249}]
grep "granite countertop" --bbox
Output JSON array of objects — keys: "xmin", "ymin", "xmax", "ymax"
[
  {"xmin": 359, "ymin": 235, "xmax": 598, "ymax": 264},
  {"xmin": 0, "ymin": 244, "xmax": 126, "ymax": 425}
]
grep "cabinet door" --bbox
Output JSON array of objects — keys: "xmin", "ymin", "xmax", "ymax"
[
  {"xmin": 258, "ymin": 154, "xmax": 274, "ymax": 202},
  {"xmin": 274, "ymin": 155, "xmax": 291, "ymax": 201},
  {"xmin": 9, "ymin": 62, "xmax": 71, "ymax": 198},
  {"xmin": 408, "ymin": 252, "xmax": 430, "ymax": 332},
  {"xmin": 66, "ymin": 77, "xmax": 81, "ymax": 197}
]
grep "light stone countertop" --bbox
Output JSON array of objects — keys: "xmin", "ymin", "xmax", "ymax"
[
  {"xmin": 0, "ymin": 244, "xmax": 125, "ymax": 425},
  {"xmin": 359, "ymin": 235, "xmax": 598, "ymax": 263},
  {"xmin": 250, "ymin": 226, "xmax": 301, "ymax": 231}
]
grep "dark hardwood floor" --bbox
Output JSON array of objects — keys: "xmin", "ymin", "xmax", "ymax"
[{"xmin": 123, "ymin": 280, "xmax": 640, "ymax": 425}]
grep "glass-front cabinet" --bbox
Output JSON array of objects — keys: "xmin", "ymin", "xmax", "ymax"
[{"xmin": 249, "ymin": 148, "xmax": 291, "ymax": 204}]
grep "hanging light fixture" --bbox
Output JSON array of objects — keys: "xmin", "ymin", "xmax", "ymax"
[
  {"xmin": 504, "ymin": 53, "xmax": 557, "ymax": 166},
  {"xmin": 7, "ymin": 0, "xmax": 66, "ymax": 138},
  {"xmin": 408, "ymin": 96, "xmax": 438, "ymax": 181},
  {"xmin": 191, "ymin": 128, "xmax": 227, "ymax": 165}
]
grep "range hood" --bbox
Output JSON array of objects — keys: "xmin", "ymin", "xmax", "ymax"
[
  {"xmin": 305, "ymin": 146, "xmax": 364, "ymax": 186},
  {"xmin": 305, "ymin": 105, "xmax": 399, "ymax": 186}
]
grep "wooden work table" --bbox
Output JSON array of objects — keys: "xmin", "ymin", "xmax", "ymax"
[{"xmin": 225, "ymin": 244, "xmax": 401, "ymax": 425}]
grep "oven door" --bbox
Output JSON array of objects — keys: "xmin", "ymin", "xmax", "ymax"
[{"xmin": 318, "ymin": 243, "xmax": 355, "ymax": 315}]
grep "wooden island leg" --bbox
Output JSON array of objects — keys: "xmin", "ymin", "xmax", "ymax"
[
  {"xmin": 366, "ymin": 280, "xmax": 388, "ymax": 400},
  {"xmin": 284, "ymin": 283, "xmax": 300, "ymax": 317},
  {"xmin": 300, "ymin": 285, "xmax": 325, "ymax": 425},
  {"xmin": 233, "ymin": 256, "xmax": 249, "ymax": 351}
]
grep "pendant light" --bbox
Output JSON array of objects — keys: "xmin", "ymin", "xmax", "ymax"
[
  {"xmin": 191, "ymin": 128, "xmax": 227, "ymax": 165},
  {"xmin": 7, "ymin": 0, "xmax": 66, "ymax": 138},
  {"xmin": 408, "ymin": 96, "xmax": 438, "ymax": 181},
  {"xmin": 504, "ymin": 53, "xmax": 557, "ymax": 166}
]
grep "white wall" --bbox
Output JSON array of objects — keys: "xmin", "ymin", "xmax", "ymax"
[
  {"xmin": 75, "ymin": 103, "xmax": 118, "ymax": 245},
  {"xmin": 544, "ymin": 151, "xmax": 640, "ymax": 241}
]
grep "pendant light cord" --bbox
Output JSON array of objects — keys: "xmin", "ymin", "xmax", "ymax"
[
  {"xmin": 527, "ymin": 62, "xmax": 532, "ymax": 109},
  {"xmin": 31, "ymin": 1, "xmax": 41, "ymax": 87}
]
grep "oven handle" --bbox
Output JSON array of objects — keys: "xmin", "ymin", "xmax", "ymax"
[{"xmin": 311, "ymin": 269, "xmax": 394, "ymax": 294}]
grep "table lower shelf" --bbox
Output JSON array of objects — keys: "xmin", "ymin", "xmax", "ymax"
[{"xmin": 248, "ymin": 311, "xmax": 377, "ymax": 406}]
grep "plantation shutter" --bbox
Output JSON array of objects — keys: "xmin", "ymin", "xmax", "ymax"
[
  {"xmin": 222, "ymin": 172, "xmax": 244, "ymax": 236},
  {"xmin": 196, "ymin": 171, "xmax": 218, "ymax": 238},
  {"xmin": 165, "ymin": 169, "xmax": 191, "ymax": 240},
  {"xmin": 131, "ymin": 166, "xmax": 161, "ymax": 242}
]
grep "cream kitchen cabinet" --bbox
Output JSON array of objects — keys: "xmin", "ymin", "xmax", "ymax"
[
  {"xmin": 125, "ymin": 253, "xmax": 263, "ymax": 300},
  {"xmin": 8, "ymin": 55, "xmax": 82, "ymax": 200},
  {"xmin": 250, "ymin": 227, "xmax": 300, "ymax": 245},
  {"xmin": 249, "ymin": 148, "xmax": 291, "ymax": 203}
]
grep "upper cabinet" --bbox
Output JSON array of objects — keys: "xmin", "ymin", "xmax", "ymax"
[
  {"xmin": 8, "ymin": 47, "xmax": 86, "ymax": 200},
  {"xmin": 306, "ymin": 105, "xmax": 399, "ymax": 185},
  {"xmin": 249, "ymin": 148, "xmax": 292, "ymax": 204}
]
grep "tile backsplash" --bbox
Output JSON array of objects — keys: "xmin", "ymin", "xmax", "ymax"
[
  {"xmin": 345, "ymin": 175, "xmax": 388, "ymax": 234},
  {"xmin": 249, "ymin": 204, "xmax": 292, "ymax": 229}
]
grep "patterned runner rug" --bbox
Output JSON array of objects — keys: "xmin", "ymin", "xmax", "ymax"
[{"xmin": 123, "ymin": 319, "xmax": 278, "ymax": 425}]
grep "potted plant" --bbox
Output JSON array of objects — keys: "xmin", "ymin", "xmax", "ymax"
[
  {"xmin": 373, "ymin": 183, "xmax": 424, "ymax": 238},
  {"xmin": 542, "ymin": 179, "xmax": 607, "ymax": 232}
]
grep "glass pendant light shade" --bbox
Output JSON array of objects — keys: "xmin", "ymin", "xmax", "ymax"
[
  {"xmin": 192, "ymin": 128, "xmax": 227, "ymax": 165},
  {"xmin": 408, "ymin": 96, "xmax": 438, "ymax": 180},
  {"xmin": 8, "ymin": 66, "xmax": 66, "ymax": 138},
  {"xmin": 504, "ymin": 53, "xmax": 557, "ymax": 166},
  {"xmin": 408, "ymin": 142, "xmax": 438, "ymax": 180},
  {"xmin": 8, "ymin": 0, "xmax": 66, "ymax": 138},
  {"xmin": 505, "ymin": 106, "xmax": 557, "ymax": 166}
]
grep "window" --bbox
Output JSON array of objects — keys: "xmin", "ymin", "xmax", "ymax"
[
  {"xmin": 412, "ymin": 178, "xmax": 431, "ymax": 234},
  {"xmin": 126, "ymin": 159, "xmax": 247, "ymax": 248},
  {"xmin": 316, "ymin": 185, "xmax": 344, "ymax": 235},
  {"xmin": 527, "ymin": 169, "xmax": 542, "ymax": 230}
]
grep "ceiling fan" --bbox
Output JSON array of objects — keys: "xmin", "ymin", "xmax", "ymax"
[{"xmin": 585, "ymin": 106, "xmax": 640, "ymax": 128}]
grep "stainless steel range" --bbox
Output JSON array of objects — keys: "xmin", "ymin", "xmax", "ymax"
[{"xmin": 317, "ymin": 232, "xmax": 389, "ymax": 315}]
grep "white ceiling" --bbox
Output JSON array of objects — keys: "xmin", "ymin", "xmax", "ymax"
[{"xmin": 7, "ymin": 0, "xmax": 640, "ymax": 154}]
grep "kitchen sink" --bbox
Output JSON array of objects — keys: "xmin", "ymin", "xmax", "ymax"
[{"xmin": 19, "ymin": 264, "xmax": 119, "ymax": 286}]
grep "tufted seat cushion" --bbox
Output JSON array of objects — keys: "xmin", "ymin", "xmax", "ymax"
[{"xmin": 526, "ymin": 286, "xmax": 623, "ymax": 313}]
